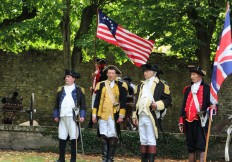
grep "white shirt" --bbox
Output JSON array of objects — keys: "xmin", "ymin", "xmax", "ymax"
[
  {"xmin": 109, "ymin": 80, "xmax": 115, "ymax": 88},
  {"xmin": 60, "ymin": 84, "xmax": 76, "ymax": 117},
  {"xmin": 191, "ymin": 80, "xmax": 202, "ymax": 94},
  {"xmin": 141, "ymin": 76, "xmax": 156, "ymax": 100},
  {"xmin": 139, "ymin": 76, "xmax": 156, "ymax": 115}
]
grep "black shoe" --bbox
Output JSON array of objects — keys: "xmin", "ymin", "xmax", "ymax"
[{"xmin": 55, "ymin": 160, "xmax": 65, "ymax": 162}]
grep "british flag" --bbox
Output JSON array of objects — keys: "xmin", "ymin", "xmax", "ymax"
[{"xmin": 210, "ymin": 3, "xmax": 232, "ymax": 104}]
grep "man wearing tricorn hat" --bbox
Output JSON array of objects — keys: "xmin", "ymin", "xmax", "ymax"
[
  {"xmin": 132, "ymin": 63, "xmax": 172, "ymax": 162},
  {"xmin": 87, "ymin": 58, "xmax": 108, "ymax": 128},
  {"xmin": 53, "ymin": 69, "xmax": 86, "ymax": 162},
  {"xmin": 178, "ymin": 65, "xmax": 210, "ymax": 162},
  {"xmin": 92, "ymin": 65, "xmax": 128, "ymax": 162}
]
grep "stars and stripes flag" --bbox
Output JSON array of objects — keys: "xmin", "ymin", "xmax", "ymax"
[
  {"xmin": 210, "ymin": 3, "xmax": 232, "ymax": 104},
  {"xmin": 96, "ymin": 9, "xmax": 154, "ymax": 67}
]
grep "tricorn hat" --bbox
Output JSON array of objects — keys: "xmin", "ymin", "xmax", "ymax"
[
  {"xmin": 188, "ymin": 65, "xmax": 206, "ymax": 76},
  {"xmin": 141, "ymin": 64, "xmax": 161, "ymax": 72},
  {"xmin": 95, "ymin": 57, "xmax": 107, "ymax": 64},
  {"xmin": 103, "ymin": 65, "xmax": 122, "ymax": 75},
  {"xmin": 64, "ymin": 69, "xmax": 81, "ymax": 78}
]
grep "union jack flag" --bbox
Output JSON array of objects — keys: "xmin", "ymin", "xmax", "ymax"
[
  {"xmin": 96, "ymin": 9, "xmax": 154, "ymax": 67},
  {"xmin": 210, "ymin": 3, "xmax": 232, "ymax": 104}
]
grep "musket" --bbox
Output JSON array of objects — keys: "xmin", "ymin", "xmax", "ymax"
[{"xmin": 73, "ymin": 104, "xmax": 84, "ymax": 155}]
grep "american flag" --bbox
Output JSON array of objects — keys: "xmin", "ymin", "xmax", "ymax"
[
  {"xmin": 210, "ymin": 3, "xmax": 232, "ymax": 104},
  {"xmin": 96, "ymin": 10, "xmax": 154, "ymax": 67}
]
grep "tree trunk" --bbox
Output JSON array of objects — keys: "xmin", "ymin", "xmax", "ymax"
[
  {"xmin": 71, "ymin": 4, "xmax": 97, "ymax": 69},
  {"xmin": 198, "ymin": 42, "xmax": 211, "ymax": 83},
  {"xmin": 186, "ymin": 2, "xmax": 219, "ymax": 83},
  {"xmin": 62, "ymin": 0, "xmax": 71, "ymax": 69}
]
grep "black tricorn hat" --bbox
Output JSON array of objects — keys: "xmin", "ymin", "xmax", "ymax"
[
  {"xmin": 122, "ymin": 76, "xmax": 132, "ymax": 82},
  {"xmin": 141, "ymin": 64, "xmax": 161, "ymax": 72},
  {"xmin": 95, "ymin": 57, "xmax": 107, "ymax": 64},
  {"xmin": 188, "ymin": 65, "xmax": 206, "ymax": 76},
  {"xmin": 103, "ymin": 65, "xmax": 122, "ymax": 75},
  {"xmin": 64, "ymin": 69, "xmax": 81, "ymax": 78}
]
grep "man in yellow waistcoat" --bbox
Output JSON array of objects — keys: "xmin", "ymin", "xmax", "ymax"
[
  {"xmin": 132, "ymin": 64, "xmax": 172, "ymax": 162},
  {"xmin": 92, "ymin": 65, "xmax": 128, "ymax": 162}
]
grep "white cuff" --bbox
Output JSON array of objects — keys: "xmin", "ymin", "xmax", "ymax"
[{"xmin": 119, "ymin": 114, "xmax": 125, "ymax": 118}]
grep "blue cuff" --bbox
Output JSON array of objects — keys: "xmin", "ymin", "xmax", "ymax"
[
  {"xmin": 53, "ymin": 109, "xmax": 59, "ymax": 118},
  {"xmin": 80, "ymin": 110, "xmax": 86, "ymax": 118}
]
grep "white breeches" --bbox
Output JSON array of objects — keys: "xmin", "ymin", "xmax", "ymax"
[
  {"xmin": 139, "ymin": 114, "xmax": 156, "ymax": 145},
  {"xmin": 58, "ymin": 116, "xmax": 79, "ymax": 140},
  {"xmin": 99, "ymin": 117, "xmax": 117, "ymax": 138}
]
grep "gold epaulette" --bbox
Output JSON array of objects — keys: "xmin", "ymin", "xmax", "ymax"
[
  {"xmin": 160, "ymin": 80, "xmax": 171, "ymax": 95},
  {"xmin": 164, "ymin": 84, "xmax": 171, "ymax": 94},
  {"xmin": 57, "ymin": 86, "xmax": 62, "ymax": 92},
  {"xmin": 80, "ymin": 86, "xmax": 85, "ymax": 94},
  {"xmin": 122, "ymin": 81, "xmax": 128, "ymax": 91}
]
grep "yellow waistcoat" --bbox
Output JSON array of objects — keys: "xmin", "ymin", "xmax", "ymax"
[
  {"xmin": 92, "ymin": 80, "xmax": 127, "ymax": 120},
  {"xmin": 98, "ymin": 84, "xmax": 119, "ymax": 120}
]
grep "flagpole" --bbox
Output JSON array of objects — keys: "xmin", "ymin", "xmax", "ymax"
[{"xmin": 204, "ymin": 109, "xmax": 213, "ymax": 162}]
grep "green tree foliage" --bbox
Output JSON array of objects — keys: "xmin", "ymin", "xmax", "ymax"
[
  {"xmin": 0, "ymin": 0, "xmax": 229, "ymax": 75},
  {"xmin": 0, "ymin": 0, "xmax": 64, "ymax": 53}
]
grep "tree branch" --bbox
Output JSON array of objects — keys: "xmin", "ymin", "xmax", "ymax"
[
  {"xmin": 71, "ymin": 4, "xmax": 98, "ymax": 69},
  {"xmin": 0, "ymin": 4, "xmax": 37, "ymax": 29}
]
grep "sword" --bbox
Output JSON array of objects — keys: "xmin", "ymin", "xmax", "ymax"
[{"xmin": 73, "ymin": 105, "xmax": 85, "ymax": 155}]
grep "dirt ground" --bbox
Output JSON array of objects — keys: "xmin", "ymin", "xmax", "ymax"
[{"xmin": 0, "ymin": 151, "xmax": 188, "ymax": 162}]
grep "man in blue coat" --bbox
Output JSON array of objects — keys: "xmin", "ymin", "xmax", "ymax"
[{"xmin": 53, "ymin": 69, "xmax": 86, "ymax": 162}]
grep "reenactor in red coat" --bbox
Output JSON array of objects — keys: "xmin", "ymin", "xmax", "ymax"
[{"xmin": 179, "ymin": 65, "xmax": 210, "ymax": 162}]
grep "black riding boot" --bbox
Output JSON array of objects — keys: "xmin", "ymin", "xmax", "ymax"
[
  {"xmin": 56, "ymin": 139, "xmax": 66, "ymax": 162},
  {"xmin": 70, "ymin": 139, "xmax": 77, "ymax": 162},
  {"xmin": 101, "ymin": 135, "xmax": 109, "ymax": 162},
  {"xmin": 140, "ymin": 145, "xmax": 148, "ymax": 162},
  {"xmin": 107, "ymin": 137, "xmax": 118, "ymax": 162},
  {"xmin": 148, "ymin": 145, "xmax": 156, "ymax": 162}
]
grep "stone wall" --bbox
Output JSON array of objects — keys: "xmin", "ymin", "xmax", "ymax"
[
  {"xmin": 0, "ymin": 50, "xmax": 232, "ymax": 134},
  {"xmin": 0, "ymin": 125, "xmax": 57, "ymax": 150}
]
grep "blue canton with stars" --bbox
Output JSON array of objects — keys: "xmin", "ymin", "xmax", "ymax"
[{"xmin": 99, "ymin": 10, "xmax": 118, "ymax": 36}]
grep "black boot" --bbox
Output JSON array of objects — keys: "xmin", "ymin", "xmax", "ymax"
[
  {"xmin": 140, "ymin": 145, "xmax": 148, "ymax": 162},
  {"xmin": 107, "ymin": 137, "xmax": 118, "ymax": 162},
  {"xmin": 56, "ymin": 139, "xmax": 67, "ymax": 162},
  {"xmin": 148, "ymin": 145, "xmax": 156, "ymax": 162},
  {"xmin": 70, "ymin": 139, "xmax": 77, "ymax": 162},
  {"xmin": 101, "ymin": 135, "xmax": 109, "ymax": 162}
]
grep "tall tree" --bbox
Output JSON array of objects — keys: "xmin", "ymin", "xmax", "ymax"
[
  {"xmin": 62, "ymin": 0, "xmax": 71, "ymax": 69},
  {"xmin": 0, "ymin": 0, "xmax": 228, "ymax": 77}
]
